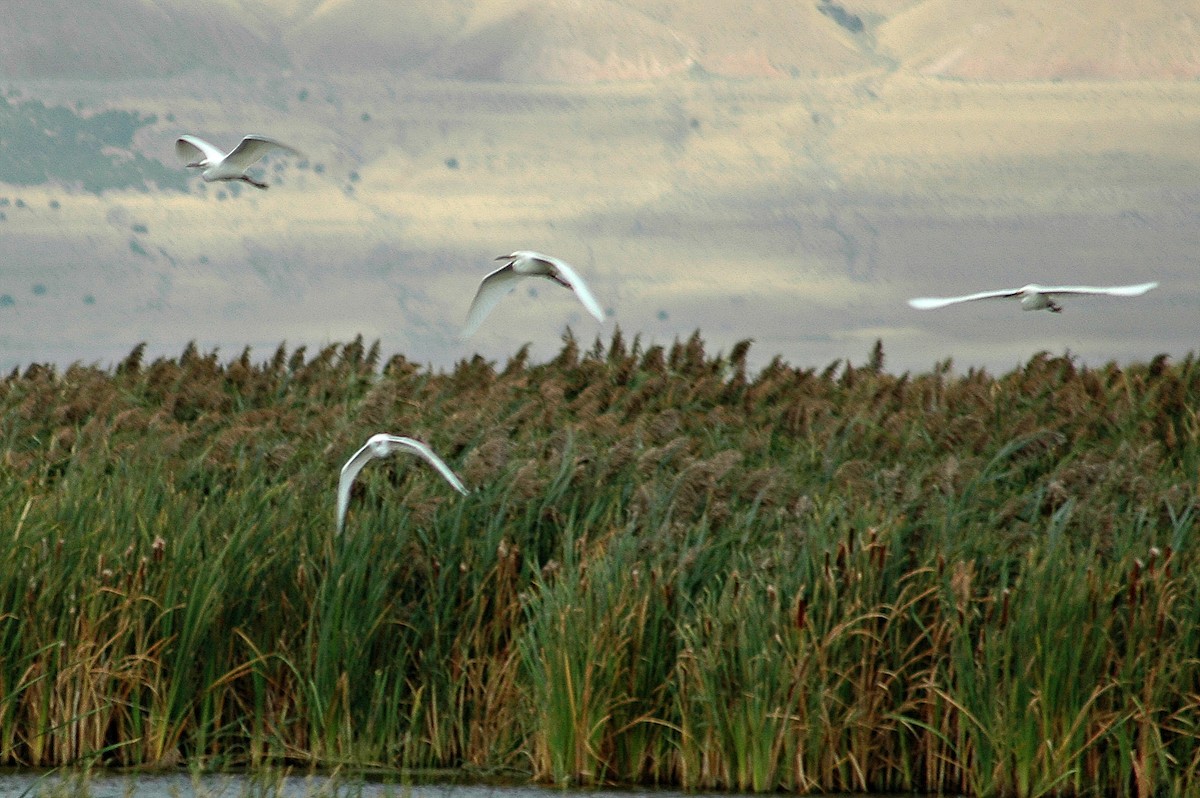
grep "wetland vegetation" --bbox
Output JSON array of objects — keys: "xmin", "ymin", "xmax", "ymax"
[{"xmin": 0, "ymin": 332, "xmax": 1197, "ymax": 797}]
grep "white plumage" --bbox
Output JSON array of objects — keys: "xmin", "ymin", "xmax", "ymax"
[
  {"xmin": 908, "ymin": 282, "xmax": 1159, "ymax": 313},
  {"xmin": 336, "ymin": 434, "xmax": 467, "ymax": 534},
  {"xmin": 462, "ymin": 251, "xmax": 605, "ymax": 337},
  {"xmin": 175, "ymin": 134, "xmax": 301, "ymax": 190}
]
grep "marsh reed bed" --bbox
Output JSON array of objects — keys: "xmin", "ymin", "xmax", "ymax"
[{"xmin": 0, "ymin": 333, "xmax": 1197, "ymax": 796}]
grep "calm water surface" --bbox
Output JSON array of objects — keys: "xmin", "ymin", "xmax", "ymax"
[
  {"xmin": 0, "ymin": 774, "xmax": 530, "ymax": 798},
  {"xmin": 0, "ymin": 773, "xmax": 875, "ymax": 798},
  {"xmin": 0, "ymin": 773, "xmax": 506, "ymax": 798}
]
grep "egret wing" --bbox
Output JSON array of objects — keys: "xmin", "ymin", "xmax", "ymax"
[
  {"xmin": 175, "ymin": 135, "xmax": 225, "ymax": 166},
  {"xmin": 224, "ymin": 135, "xmax": 302, "ymax": 171},
  {"xmin": 532, "ymin": 254, "xmax": 605, "ymax": 322},
  {"xmin": 336, "ymin": 440, "xmax": 377, "ymax": 534},
  {"xmin": 1036, "ymin": 282, "xmax": 1159, "ymax": 297},
  {"xmin": 462, "ymin": 264, "xmax": 522, "ymax": 338},
  {"xmin": 907, "ymin": 288, "xmax": 1022, "ymax": 310},
  {"xmin": 382, "ymin": 436, "xmax": 468, "ymax": 496}
]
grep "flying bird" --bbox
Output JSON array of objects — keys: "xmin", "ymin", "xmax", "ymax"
[
  {"xmin": 908, "ymin": 282, "xmax": 1159, "ymax": 313},
  {"xmin": 337, "ymin": 434, "xmax": 468, "ymax": 534},
  {"xmin": 462, "ymin": 250, "xmax": 605, "ymax": 338},
  {"xmin": 175, "ymin": 134, "xmax": 301, "ymax": 189}
]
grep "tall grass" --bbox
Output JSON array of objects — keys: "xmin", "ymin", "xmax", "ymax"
[{"xmin": 0, "ymin": 333, "xmax": 1197, "ymax": 796}]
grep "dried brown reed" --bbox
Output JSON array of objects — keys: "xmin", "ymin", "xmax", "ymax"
[{"xmin": 0, "ymin": 336, "xmax": 1196, "ymax": 795}]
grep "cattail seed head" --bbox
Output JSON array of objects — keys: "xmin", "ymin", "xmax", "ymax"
[{"xmin": 1128, "ymin": 559, "xmax": 1143, "ymax": 606}]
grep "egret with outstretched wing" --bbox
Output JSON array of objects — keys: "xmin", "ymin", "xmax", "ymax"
[
  {"xmin": 462, "ymin": 251, "xmax": 605, "ymax": 337},
  {"xmin": 175, "ymin": 134, "xmax": 301, "ymax": 189},
  {"xmin": 908, "ymin": 282, "xmax": 1158, "ymax": 313},
  {"xmin": 337, "ymin": 434, "xmax": 467, "ymax": 534}
]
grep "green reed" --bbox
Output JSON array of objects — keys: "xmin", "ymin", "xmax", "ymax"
[{"xmin": 0, "ymin": 334, "xmax": 1197, "ymax": 796}]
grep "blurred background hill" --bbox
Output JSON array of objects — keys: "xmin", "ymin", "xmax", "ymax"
[
  {"xmin": 7, "ymin": 0, "xmax": 1200, "ymax": 81},
  {"xmin": 1, "ymin": 0, "xmax": 1197, "ymax": 374}
]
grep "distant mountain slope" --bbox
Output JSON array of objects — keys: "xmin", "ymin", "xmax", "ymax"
[
  {"xmin": 878, "ymin": 0, "xmax": 1200, "ymax": 79},
  {"xmin": 281, "ymin": 0, "xmax": 474, "ymax": 72},
  {"xmin": 0, "ymin": 0, "xmax": 288, "ymax": 79},
  {"xmin": 421, "ymin": 0, "xmax": 694, "ymax": 82},
  {"xmin": 4, "ymin": 0, "xmax": 1200, "ymax": 83},
  {"xmin": 0, "ymin": 95, "xmax": 185, "ymax": 192},
  {"xmin": 613, "ymin": 0, "xmax": 880, "ymax": 78},
  {"xmin": 0, "ymin": 0, "xmax": 879, "ymax": 83},
  {"xmin": 305, "ymin": 0, "xmax": 879, "ymax": 81}
]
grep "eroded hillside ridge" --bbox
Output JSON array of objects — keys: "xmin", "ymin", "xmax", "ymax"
[{"xmin": 6, "ymin": 0, "xmax": 1200, "ymax": 81}]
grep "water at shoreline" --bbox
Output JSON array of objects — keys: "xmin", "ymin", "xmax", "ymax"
[
  {"xmin": 0, "ymin": 772, "xmax": 877, "ymax": 798},
  {"xmin": 0, "ymin": 772, "xmax": 524, "ymax": 798}
]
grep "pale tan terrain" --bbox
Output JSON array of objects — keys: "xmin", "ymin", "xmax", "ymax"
[
  {"xmin": 18, "ymin": 0, "xmax": 1200, "ymax": 82},
  {"xmin": 879, "ymin": 1, "xmax": 1200, "ymax": 79},
  {"xmin": 1, "ymin": 1, "xmax": 1197, "ymax": 374}
]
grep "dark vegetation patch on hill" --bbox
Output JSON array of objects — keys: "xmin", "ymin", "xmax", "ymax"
[{"xmin": 0, "ymin": 94, "xmax": 185, "ymax": 193}]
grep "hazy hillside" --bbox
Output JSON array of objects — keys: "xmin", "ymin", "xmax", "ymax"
[
  {"xmin": 421, "ymin": 0, "xmax": 692, "ymax": 82},
  {"xmin": 8, "ymin": 0, "xmax": 1198, "ymax": 83},
  {"xmin": 0, "ymin": 95, "xmax": 184, "ymax": 193},
  {"xmin": 609, "ymin": 0, "xmax": 881, "ymax": 78},
  {"xmin": 287, "ymin": 0, "xmax": 881, "ymax": 82},
  {"xmin": 3, "ymin": 0, "xmax": 1199, "ymax": 376},
  {"xmin": 0, "ymin": 0, "xmax": 287, "ymax": 79},
  {"xmin": 878, "ymin": 0, "xmax": 1200, "ymax": 79},
  {"xmin": 282, "ymin": 0, "xmax": 474, "ymax": 73}
]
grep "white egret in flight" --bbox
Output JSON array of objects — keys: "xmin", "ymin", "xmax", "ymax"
[
  {"xmin": 337, "ymin": 434, "xmax": 467, "ymax": 534},
  {"xmin": 908, "ymin": 282, "xmax": 1159, "ymax": 313},
  {"xmin": 462, "ymin": 251, "xmax": 605, "ymax": 337},
  {"xmin": 175, "ymin": 134, "xmax": 301, "ymax": 189}
]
